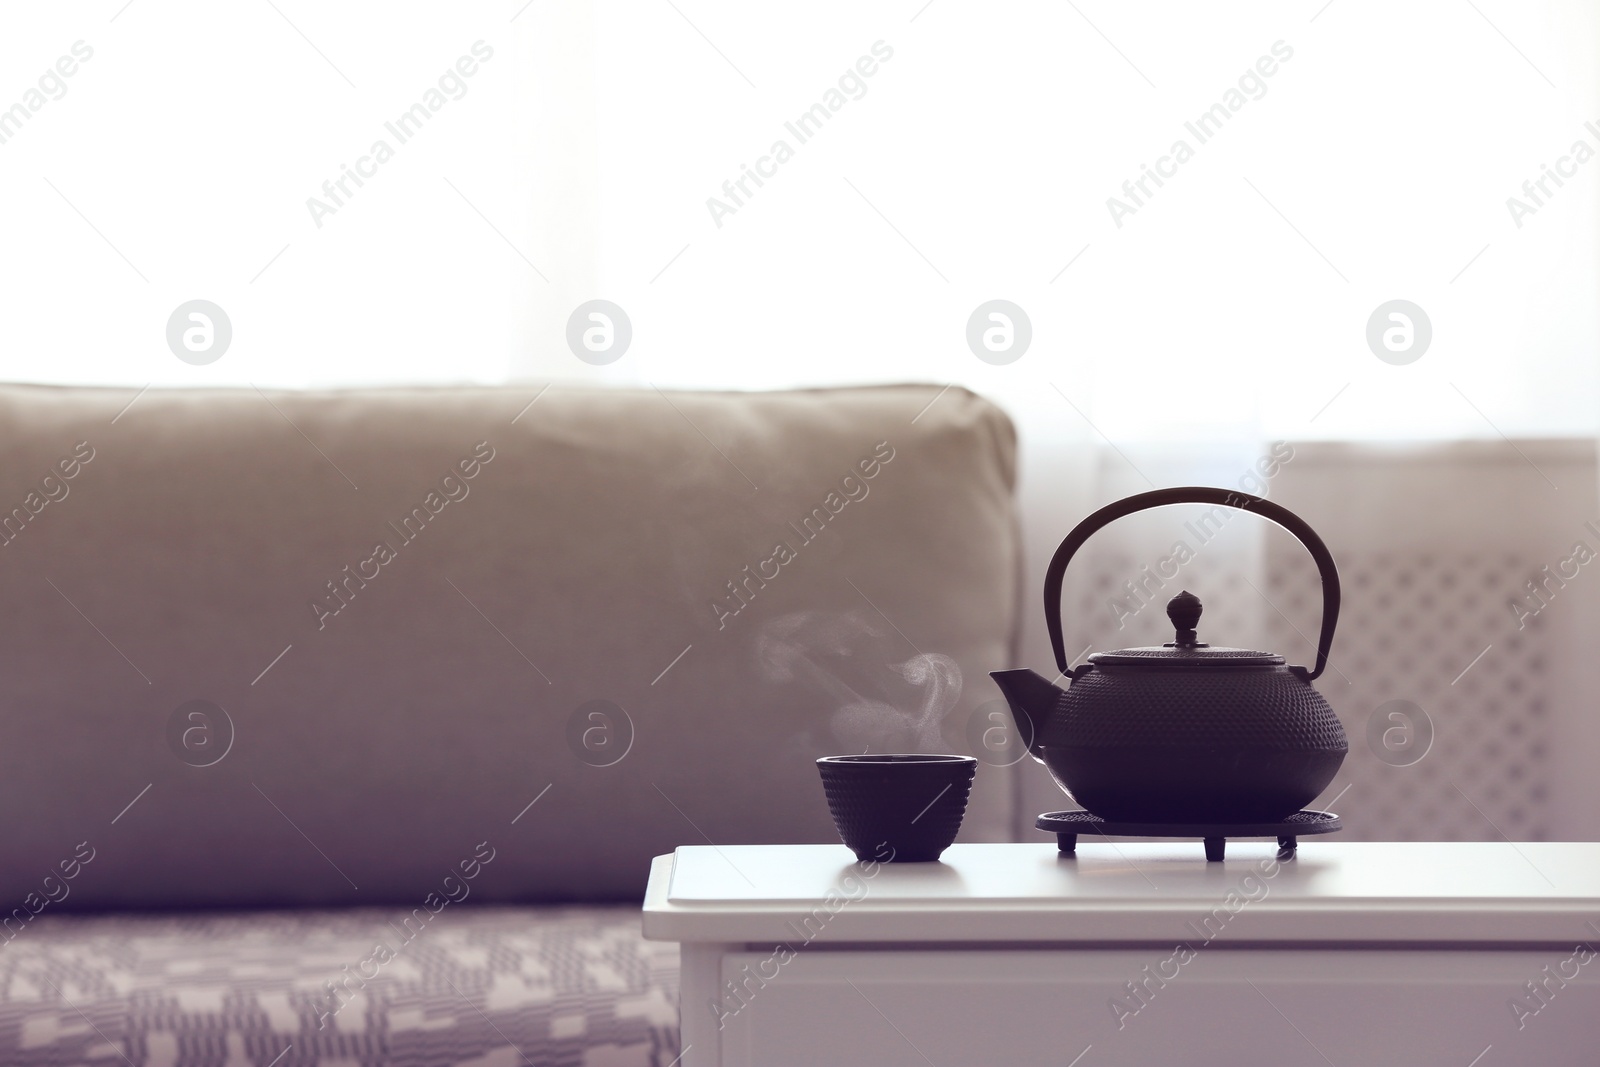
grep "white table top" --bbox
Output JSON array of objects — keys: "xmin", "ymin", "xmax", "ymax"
[{"xmin": 641, "ymin": 842, "xmax": 1600, "ymax": 945}]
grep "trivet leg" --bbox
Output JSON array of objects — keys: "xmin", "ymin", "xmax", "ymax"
[
  {"xmin": 1057, "ymin": 832, "xmax": 1077, "ymax": 854},
  {"xmin": 1276, "ymin": 835, "xmax": 1297, "ymax": 860},
  {"xmin": 1203, "ymin": 837, "xmax": 1225, "ymax": 862}
]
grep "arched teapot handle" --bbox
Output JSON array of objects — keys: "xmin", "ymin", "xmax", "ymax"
[{"xmin": 1044, "ymin": 487, "xmax": 1340, "ymax": 682}]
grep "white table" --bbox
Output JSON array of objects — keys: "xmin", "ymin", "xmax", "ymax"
[{"xmin": 642, "ymin": 841, "xmax": 1600, "ymax": 1066}]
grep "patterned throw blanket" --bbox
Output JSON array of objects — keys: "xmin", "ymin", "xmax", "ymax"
[{"xmin": 0, "ymin": 906, "xmax": 679, "ymax": 1067}]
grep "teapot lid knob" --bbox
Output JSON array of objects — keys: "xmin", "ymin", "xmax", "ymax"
[{"xmin": 1167, "ymin": 591, "xmax": 1202, "ymax": 647}]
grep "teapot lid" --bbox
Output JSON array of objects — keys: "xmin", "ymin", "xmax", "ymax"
[{"xmin": 1088, "ymin": 591, "xmax": 1283, "ymax": 668}]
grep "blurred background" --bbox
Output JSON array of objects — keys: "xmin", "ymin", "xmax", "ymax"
[{"xmin": 2, "ymin": 0, "xmax": 1597, "ymax": 840}]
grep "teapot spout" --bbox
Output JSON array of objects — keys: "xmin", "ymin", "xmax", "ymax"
[{"xmin": 989, "ymin": 669, "xmax": 1064, "ymax": 762}]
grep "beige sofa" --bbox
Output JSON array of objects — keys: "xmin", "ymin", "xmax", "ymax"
[{"xmin": 0, "ymin": 382, "xmax": 1022, "ymax": 1066}]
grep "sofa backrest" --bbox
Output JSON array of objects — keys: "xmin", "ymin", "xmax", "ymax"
[{"xmin": 0, "ymin": 383, "xmax": 1020, "ymax": 908}]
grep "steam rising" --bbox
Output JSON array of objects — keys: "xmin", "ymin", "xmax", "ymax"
[{"xmin": 758, "ymin": 611, "xmax": 963, "ymax": 752}]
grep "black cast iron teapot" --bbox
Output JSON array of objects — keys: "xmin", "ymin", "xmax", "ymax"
[{"xmin": 992, "ymin": 487, "xmax": 1348, "ymax": 823}]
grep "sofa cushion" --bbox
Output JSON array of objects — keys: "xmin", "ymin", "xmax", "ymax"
[
  {"xmin": 0, "ymin": 383, "xmax": 1019, "ymax": 907},
  {"xmin": 0, "ymin": 905, "xmax": 677, "ymax": 1066}
]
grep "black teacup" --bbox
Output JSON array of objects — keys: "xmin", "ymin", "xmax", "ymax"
[{"xmin": 816, "ymin": 754, "xmax": 977, "ymax": 862}]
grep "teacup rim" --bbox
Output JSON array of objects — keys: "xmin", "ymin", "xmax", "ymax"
[{"xmin": 817, "ymin": 753, "xmax": 977, "ymax": 766}]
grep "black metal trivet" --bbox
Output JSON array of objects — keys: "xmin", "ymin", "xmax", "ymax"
[{"xmin": 1036, "ymin": 809, "xmax": 1342, "ymax": 861}]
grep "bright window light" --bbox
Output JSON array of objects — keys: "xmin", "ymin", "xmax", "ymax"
[{"xmin": 0, "ymin": 1, "xmax": 1593, "ymax": 444}]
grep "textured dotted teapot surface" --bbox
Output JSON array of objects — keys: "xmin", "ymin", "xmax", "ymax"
[{"xmin": 1046, "ymin": 665, "xmax": 1349, "ymax": 751}]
